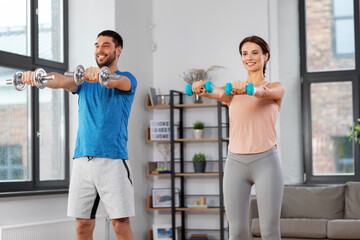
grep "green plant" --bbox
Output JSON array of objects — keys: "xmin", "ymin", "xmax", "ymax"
[
  {"xmin": 192, "ymin": 153, "xmax": 206, "ymax": 162},
  {"xmin": 193, "ymin": 121, "xmax": 204, "ymax": 130},
  {"xmin": 349, "ymin": 118, "xmax": 360, "ymax": 144},
  {"xmin": 181, "ymin": 65, "xmax": 224, "ymax": 85}
]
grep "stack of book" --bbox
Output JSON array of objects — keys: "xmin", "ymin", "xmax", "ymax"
[{"xmin": 189, "ymin": 234, "xmax": 208, "ymax": 240}]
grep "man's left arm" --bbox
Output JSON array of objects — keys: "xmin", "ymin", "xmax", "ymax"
[{"xmin": 105, "ymin": 76, "xmax": 131, "ymax": 91}]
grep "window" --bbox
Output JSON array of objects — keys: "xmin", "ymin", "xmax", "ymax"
[
  {"xmin": 0, "ymin": 0, "xmax": 69, "ymax": 195},
  {"xmin": 300, "ymin": 0, "xmax": 360, "ymax": 183},
  {"xmin": 333, "ymin": 0, "xmax": 354, "ymax": 57}
]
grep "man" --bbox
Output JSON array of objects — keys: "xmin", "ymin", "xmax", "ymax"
[{"xmin": 22, "ymin": 30, "xmax": 137, "ymax": 240}]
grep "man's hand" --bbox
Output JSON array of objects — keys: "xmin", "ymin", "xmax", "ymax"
[
  {"xmin": 83, "ymin": 67, "xmax": 100, "ymax": 83},
  {"xmin": 21, "ymin": 71, "xmax": 35, "ymax": 86}
]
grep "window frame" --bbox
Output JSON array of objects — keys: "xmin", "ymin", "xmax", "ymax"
[
  {"xmin": 0, "ymin": 0, "xmax": 69, "ymax": 196},
  {"xmin": 300, "ymin": 0, "xmax": 360, "ymax": 184}
]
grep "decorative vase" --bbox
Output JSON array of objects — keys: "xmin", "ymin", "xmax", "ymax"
[
  {"xmin": 193, "ymin": 95, "xmax": 203, "ymax": 104},
  {"xmin": 193, "ymin": 161, "xmax": 206, "ymax": 173},
  {"xmin": 193, "ymin": 129, "xmax": 204, "ymax": 139}
]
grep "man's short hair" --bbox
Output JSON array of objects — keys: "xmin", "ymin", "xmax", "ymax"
[{"xmin": 97, "ymin": 30, "xmax": 123, "ymax": 48}]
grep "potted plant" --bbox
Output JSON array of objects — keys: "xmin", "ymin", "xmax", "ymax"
[
  {"xmin": 181, "ymin": 65, "xmax": 224, "ymax": 103},
  {"xmin": 193, "ymin": 121, "xmax": 204, "ymax": 139},
  {"xmin": 193, "ymin": 153, "xmax": 206, "ymax": 173},
  {"xmin": 349, "ymin": 118, "xmax": 360, "ymax": 144}
]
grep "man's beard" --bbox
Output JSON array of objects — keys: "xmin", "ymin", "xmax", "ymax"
[{"xmin": 96, "ymin": 50, "xmax": 116, "ymax": 68}]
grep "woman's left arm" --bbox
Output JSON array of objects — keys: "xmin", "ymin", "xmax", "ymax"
[{"xmin": 254, "ymin": 82, "xmax": 285, "ymax": 107}]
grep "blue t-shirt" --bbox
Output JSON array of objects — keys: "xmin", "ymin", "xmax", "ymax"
[{"xmin": 73, "ymin": 70, "xmax": 137, "ymax": 159}]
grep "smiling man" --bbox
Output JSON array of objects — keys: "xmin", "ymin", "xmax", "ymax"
[{"xmin": 21, "ymin": 30, "xmax": 137, "ymax": 240}]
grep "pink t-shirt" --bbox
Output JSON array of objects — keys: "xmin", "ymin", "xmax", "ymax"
[{"xmin": 228, "ymin": 81, "xmax": 279, "ymax": 154}]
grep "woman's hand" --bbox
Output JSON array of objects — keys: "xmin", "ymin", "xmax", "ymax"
[
  {"xmin": 231, "ymin": 80, "xmax": 247, "ymax": 95},
  {"xmin": 192, "ymin": 80, "xmax": 207, "ymax": 95}
]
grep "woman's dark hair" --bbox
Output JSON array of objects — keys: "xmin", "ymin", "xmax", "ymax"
[
  {"xmin": 97, "ymin": 30, "xmax": 123, "ymax": 48},
  {"xmin": 239, "ymin": 36, "xmax": 270, "ymax": 76}
]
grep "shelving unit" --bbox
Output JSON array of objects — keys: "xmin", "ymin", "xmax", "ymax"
[{"xmin": 146, "ymin": 91, "xmax": 229, "ymax": 240}]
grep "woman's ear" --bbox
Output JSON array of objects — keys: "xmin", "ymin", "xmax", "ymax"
[{"xmin": 264, "ymin": 53, "xmax": 269, "ymax": 62}]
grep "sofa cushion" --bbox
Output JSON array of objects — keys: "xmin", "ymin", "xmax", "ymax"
[
  {"xmin": 281, "ymin": 185, "xmax": 345, "ymax": 219},
  {"xmin": 345, "ymin": 181, "xmax": 360, "ymax": 219},
  {"xmin": 251, "ymin": 218, "xmax": 327, "ymax": 239},
  {"xmin": 327, "ymin": 219, "xmax": 360, "ymax": 239}
]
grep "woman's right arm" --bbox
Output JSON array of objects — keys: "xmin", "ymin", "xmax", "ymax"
[{"xmin": 192, "ymin": 80, "xmax": 232, "ymax": 104}]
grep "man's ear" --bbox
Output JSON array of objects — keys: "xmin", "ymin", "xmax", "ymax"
[{"xmin": 116, "ymin": 46, "xmax": 122, "ymax": 57}]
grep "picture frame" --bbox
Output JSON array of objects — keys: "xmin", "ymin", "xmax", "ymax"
[
  {"xmin": 148, "ymin": 87, "xmax": 158, "ymax": 106},
  {"xmin": 152, "ymin": 224, "xmax": 174, "ymax": 240},
  {"xmin": 152, "ymin": 188, "xmax": 179, "ymax": 208}
]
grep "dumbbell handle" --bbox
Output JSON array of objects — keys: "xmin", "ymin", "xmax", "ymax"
[
  {"xmin": 108, "ymin": 74, "xmax": 120, "ymax": 79},
  {"xmin": 6, "ymin": 79, "xmax": 13, "ymax": 85},
  {"xmin": 40, "ymin": 75, "xmax": 54, "ymax": 80},
  {"xmin": 64, "ymin": 72, "xmax": 74, "ymax": 77}
]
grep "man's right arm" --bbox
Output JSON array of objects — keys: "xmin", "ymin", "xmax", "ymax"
[{"xmin": 22, "ymin": 71, "xmax": 78, "ymax": 93}]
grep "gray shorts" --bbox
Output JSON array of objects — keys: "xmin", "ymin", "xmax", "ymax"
[{"xmin": 67, "ymin": 157, "xmax": 135, "ymax": 219}]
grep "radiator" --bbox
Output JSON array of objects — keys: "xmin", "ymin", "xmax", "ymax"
[{"xmin": 0, "ymin": 219, "xmax": 76, "ymax": 240}]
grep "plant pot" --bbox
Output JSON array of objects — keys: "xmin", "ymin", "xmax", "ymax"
[
  {"xmin": 193, "ymin": 161, "xmax": 206, "ymax": 173},
  {"xmin": 193, "ymin": 95, "xmax": 203, "ymax": 104},
  {"xmin": 193, "ymin": 129, "xmax": 204, "ymax": 139}
]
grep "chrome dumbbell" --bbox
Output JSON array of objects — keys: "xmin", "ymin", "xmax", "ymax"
[
  {"xmin": 99, "ymin": 66, "xmax": 120, "ymax": 87},
  {"xmin": 64, "ymin": 65, "xmax": 85, "ymax": 85},
  {"xmin": 6, "ymin": 68, "xmax": 54, "ymax": 91},
  {"xmin": 6, "ymin": 71, "xmax": 26, "ymax": 91},
  {"xmin": 33, "ymin": 68, "xmax": 55, "ymax": 89}
]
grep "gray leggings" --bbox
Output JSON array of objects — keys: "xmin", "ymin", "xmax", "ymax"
[{"xmin": 223, "ymin": 146, "xmax": 284, "ymax": 240}]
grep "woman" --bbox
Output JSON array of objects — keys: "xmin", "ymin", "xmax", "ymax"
[{"xmin": 192, "ymin": 35, "xmax": 284, "ymax": 240}]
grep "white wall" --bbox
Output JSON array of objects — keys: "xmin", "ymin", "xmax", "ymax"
[
  {"xmin": 152, "ymin": 0, "xmax": 269, "ymax": 92},
  {"xmin": 278, "ymin": 0, "xmax": 303, "ymax": 184},
  {"xmin": 114, "ymin": 0, "xmax": 154, "ymax": 239}
]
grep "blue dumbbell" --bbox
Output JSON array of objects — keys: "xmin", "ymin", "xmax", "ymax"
[
  {"xmin": 225, "ymin": 82, "xmax": 255, "ymax": 95},
  {"xmin": 185, "ymin": 81, "xmax": 214, "ymax": 96}
]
